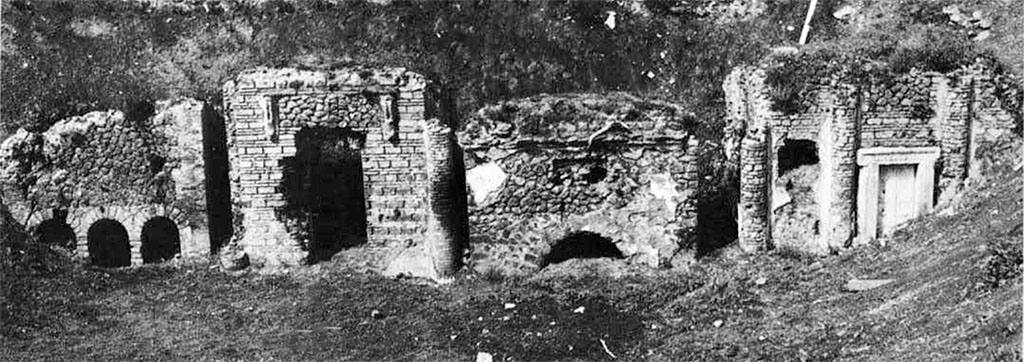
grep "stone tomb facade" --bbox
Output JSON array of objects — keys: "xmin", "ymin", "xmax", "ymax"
[
  {"xmin": 0, "ymin": 101, "xmax": 213, "ymax": 266},
  {"xmin": 458, "ymin": 93, "xmax": 702, "ymax": 273},
  {"xmin": 222, "ymin": 67, "xmax": 460, "ymax": 275},
  {"xmin": 725, "ymin": 62, "xmax": 1020, "ymax": 253}
]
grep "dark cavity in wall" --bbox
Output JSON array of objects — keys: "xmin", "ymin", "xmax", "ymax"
[
  {"xmin": 202, "ymin": 104, "xmax": 232, "ymax": 253},
  {"xmin": 125, "ymin": 100, "xmax": 155, "ymax": 127},
  {"xmin": 450, "ymin": 142, "xmax": 472, "ymax": 265},
  {"xmin": 774, "ymin": 139, "xmax": 821, "ymax": 247},
  {"xmin": 281, "ymin": 127, "xmax": 368, "ymax": 263},
  {"xmin": 696, "ymin": 176, "xmax": 738, "ymax": 257},
  {"xmin": 539, "ymin": 231, "xmax": 624, "ymax": 268},
  {"xmin": 777, "ymin": 139, "xmax": 819, "ymax": 174},
  {"xmin": 87, "ymin": 218, "xmax": 131, "ymax": 267},
  {"xmin": 33, "ymin": 209, "xmax": 76, "ymax": 249},
  {"xmin": 141, "ymin": 216, "xmax": 180, "ymax": 263}
]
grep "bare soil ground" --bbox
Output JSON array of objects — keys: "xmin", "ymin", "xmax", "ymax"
[{"xmin": 2, "ymin": 141, "xmax": 1020, "ymax": 361}]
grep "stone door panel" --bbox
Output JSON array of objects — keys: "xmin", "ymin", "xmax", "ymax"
[{"xmin": 878, "ymin": 164, "xmax": 918, "ymax": 235}]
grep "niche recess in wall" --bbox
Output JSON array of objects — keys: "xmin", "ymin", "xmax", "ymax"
[
  {"xmin": 87, "ymin": 219, "xmax": 131, "ymax": 267},
  {"xmin": 773, "ymin": 139, "xmax": 821, "ymax": 249},
  {"xmin": 539, "ymin": 231, "xmax": 624, "ymax": 268},
  {"xmin": 34, "ymin": 209, "xmax": 76, "ymax": 249},
  {"xmin": 141, "ymin": 216, "xmax": 181, "ymax": 263}
]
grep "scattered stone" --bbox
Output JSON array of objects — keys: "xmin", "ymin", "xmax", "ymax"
[
  {"xmin": 219, "ymin": 243, "xmax": 250, "ymax": 271},
  {"xmin": 573, "ymin": 306, "xmax": 585, "ymax": 314},
  {"xmin": 754, "ymin": 277, "xmax": 767, "ymax": 285},
  {"xmin": 845, "ymin": 279, "xmax": 894, "ymax": 292},
  {"xmin": 712, "ymin": 319, "xmax": 724, "ymax": 328},
  {"xmin": 504, "ymin": 303, "xmax": 516, "ymax": 310},
  {"xmin": 476, "ymin": 352, "xmax": 493, "ymax": 362}
]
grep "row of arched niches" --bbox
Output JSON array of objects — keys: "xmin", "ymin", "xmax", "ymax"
[{"xmin": 29, "ymin": 207, "xmax": 190, "ymax": 267}]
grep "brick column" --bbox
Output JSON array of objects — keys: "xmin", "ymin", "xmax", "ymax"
[
  {"xmin": 738, "ymin": 127, "xmax": 772, "ymax": 252},
  {"xmin": 423, "ymin": 119, "xmax": 461, "ymax": 276},
  {"xmin": 933, "ymin": 75, "xmax": 972, "ymax": 202},
  {"xmin": 823, "ymin": 85, "xmax": 859, "ymax": 250}
]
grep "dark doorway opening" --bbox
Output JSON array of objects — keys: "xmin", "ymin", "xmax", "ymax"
[
  {"xmin": 34, "ymin": 209, "xmax": 76, "ymax": 249},
  {"xmin": 282, "ymin": 127, "xmax": 368, "ymax": 263},
  {"xmin": 141, "ymin": 217, "xmax": 181, "ymax": 263},
  {"xmin": 539, "ymin": 231, "xmax": 624, "ymax": 268},
  {"xmin": 87, "ymin": 219, "xmax": 131, "ymax": 267}
]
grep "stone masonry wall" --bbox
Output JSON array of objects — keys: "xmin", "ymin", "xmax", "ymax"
[
  {"xmin": 726, "ymin": 61, "xmax": 1020, "ymax": 253},
  {"xmin": 458, "ymin": 93, "xmax": 701, "ymax": 274},
  {"xmin": 0, "ymin": 100, "xmax": 210, "ymax": 265},
  {"xmin": 223, "ymin": 67, "xmax": 451, "ymax": 270}
]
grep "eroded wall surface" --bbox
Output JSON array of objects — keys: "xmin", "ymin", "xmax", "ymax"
[
  {"xmin": 725, "ymin": 61, "xmax": 1021, "ymax": 253},
  {"xmin": 0, "ymin": 100, "xmax": 211, "ymax": 264},
  {"xmin": 458, "ymin": 93, "xmax": 701, "ymax": 273}
]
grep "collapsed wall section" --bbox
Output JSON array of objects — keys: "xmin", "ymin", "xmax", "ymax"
[
  {"xmin": 458, "ymin": 93, "xmax": 701, "ymax": 274},
  {"xmin": 223, "ymin": 67, "xmax": 461, "ymax": 272},
  {"xmin": 0, "ymin": 100, "xmax": 211, "ymax": 265}
]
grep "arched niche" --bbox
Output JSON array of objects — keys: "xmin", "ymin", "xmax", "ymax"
[{"xmin": 87, "ymin": 219, "xmax": 131, "ymax": 267}]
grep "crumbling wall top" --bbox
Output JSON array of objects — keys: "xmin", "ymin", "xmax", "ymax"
[
  {"xmin": 223, "ymin": 66, "xmax": 428, "ymax": 95},
  {"xmin": 458, "ymin": 93, "xmax": 694, "ymax": 149}
]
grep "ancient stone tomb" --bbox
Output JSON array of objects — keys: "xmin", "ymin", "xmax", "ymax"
[
  {"xmin": 725, "ymin": 62, "xmax": 1020, "ymax": 253},
  {"xmin": 0, "ymin": 101, "xmax": 216, "ymax": 266},
  {"xmin": 458, "ymin": 93, "xmax": 702, "ymax": 273},
  {"xmin": 222, "ymin": 67, "xmax": 461, "ymax": 275}
]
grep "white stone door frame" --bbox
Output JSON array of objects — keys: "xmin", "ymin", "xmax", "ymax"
[{"xmin": 856, "ymin": 147, "xmax": 940, "ymax": 243}]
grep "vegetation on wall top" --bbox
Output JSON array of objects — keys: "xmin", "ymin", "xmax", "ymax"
[{"xmin": 763, "ymin": 0, "xmax": 1021, "ymax": 114}]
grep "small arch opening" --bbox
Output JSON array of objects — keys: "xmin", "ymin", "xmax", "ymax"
[
  {"xmin": 141, "ymin": 216, "xmax": 181, "ymax": 263},
  {"xmin": 33, "ymin": 209, "xmax": 76, "ymax": 249},
  {"xmin": 87, "ymin": 219, "xmax": 131, "ymax": 268},
  {"xmin": 539, "ymin": 231, "xmax": 624, "ymax": 268}
]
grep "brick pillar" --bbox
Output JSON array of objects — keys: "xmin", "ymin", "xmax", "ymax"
[
  {"xmin": 934, "ymin": 75, "xmax": 973, "ymax": 202},
  {"xmin": 822, "ymin": 85, "xmax": 859, "ymax": 250},
  {"xmin": 423, "ymin": 119, "xmax": 461, "ymax": 277},
  {"xmin": 735, "ymin": 67, "xmax": 776, "ymax": 252},
  {"xmin": 738, "ymin": 126, "xmax": 772, "ymax": 252}
]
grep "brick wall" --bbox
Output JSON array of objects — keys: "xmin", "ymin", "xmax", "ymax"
[{"xmin": 222, "ymin": 67, "xmax": 451, "ymax": 268}]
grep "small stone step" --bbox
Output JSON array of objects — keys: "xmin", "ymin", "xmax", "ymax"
[{"xmin": 845, "ymin": 278, "xmax": 894, "ymax": 292}]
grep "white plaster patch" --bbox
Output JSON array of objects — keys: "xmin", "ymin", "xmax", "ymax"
[
  {"xmin": 648, "ymin": 173, "xmax": 678, "ymax": 205},
  {"xmin": 772, "ymin": 185, "xmax": 791, "ymax": 211},
  {"xmin": 466, "ymin": 162, "xmax": 507, "ymax": 205}
]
